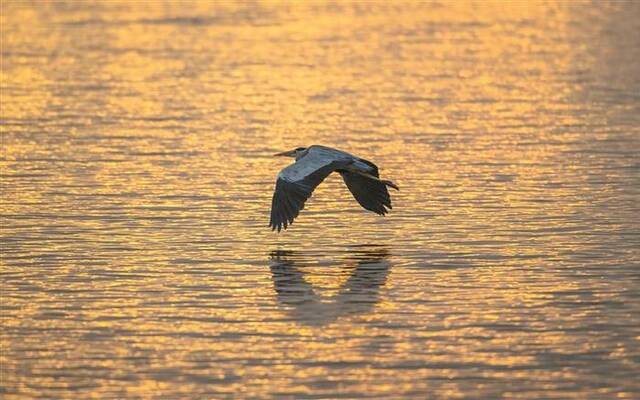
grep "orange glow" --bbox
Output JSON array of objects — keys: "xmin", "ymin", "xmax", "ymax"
[{"xmin": 2, "ymin": 1, "xmax": 639, "ymax": 398}]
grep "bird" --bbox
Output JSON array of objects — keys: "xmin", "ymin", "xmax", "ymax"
[{"xmin": 269, "ymin": 145, "xmax": 399, "ymax": 232}]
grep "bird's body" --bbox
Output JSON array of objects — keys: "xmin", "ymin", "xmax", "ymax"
[{"xmin": 269, "ymin": 145, "xmax": 399, "ymax": 232}]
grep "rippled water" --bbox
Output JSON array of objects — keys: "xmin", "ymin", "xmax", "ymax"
[{"xmin": 2, "ymin": 1, "xmax": 640, "ymax": 398}]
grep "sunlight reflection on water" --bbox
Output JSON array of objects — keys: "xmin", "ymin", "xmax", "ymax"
[{"xmin": 1, "ymin": 1, "xmax": 639, "ymax": 398}]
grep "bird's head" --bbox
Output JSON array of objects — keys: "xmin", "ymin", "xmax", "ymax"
[{"xmin": 274, "ymin": 147, "xmax": 307, "ymax": 158}]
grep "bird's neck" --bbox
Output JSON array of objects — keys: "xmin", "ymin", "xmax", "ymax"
[{"xmin": 295, "ymin": 149, "xmax": 309, "ymax": 161}]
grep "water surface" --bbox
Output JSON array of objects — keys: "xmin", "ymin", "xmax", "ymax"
[{"xmin": 1, "ymin": 1, "xmax": 639, "ymax": 398}]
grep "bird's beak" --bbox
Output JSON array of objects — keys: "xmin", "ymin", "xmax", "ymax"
[{"xmin": 273, "ymin": 150, "xmax": 295, "ymax": 157}]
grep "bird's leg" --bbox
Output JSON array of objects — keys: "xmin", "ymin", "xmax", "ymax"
[{"xmin": 353, "ymin": 171, "xmax": 400, "ymax": 191}]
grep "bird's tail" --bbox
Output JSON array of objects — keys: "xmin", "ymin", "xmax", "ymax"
[
  {"xmin": 382, "ymin": 180, "xmax": 399, "ymax": 191},
  {"xmin": 351, "ymin": 170, "xmax": 400, "ymax": 191}
]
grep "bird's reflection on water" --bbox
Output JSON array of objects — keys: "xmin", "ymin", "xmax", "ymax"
[{"xmin": 269, "ymin": 247, "xmax": 391, "ymax": 325}]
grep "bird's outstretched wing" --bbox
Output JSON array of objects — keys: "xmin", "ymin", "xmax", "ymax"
[
  {"xmin": 270, "ymin": 147, "xmax": 352, "ymax": 232},
  {"xmin": 340, "ymin": 171, "xmax": 393, "ymax": 215}
]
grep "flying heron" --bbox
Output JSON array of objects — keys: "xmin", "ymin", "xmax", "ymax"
[{"xmin": 269, "ymin": 145, "xmax": 399, "ymax": 232}]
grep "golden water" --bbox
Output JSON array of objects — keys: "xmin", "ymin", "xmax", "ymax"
[{"xmin": 1, "ymin": 1, "xmax": 639, "ymax": 398}]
